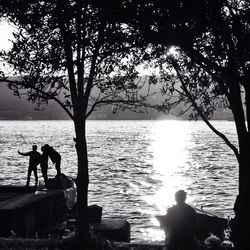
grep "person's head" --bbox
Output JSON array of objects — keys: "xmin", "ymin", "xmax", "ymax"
[
  {"xmin": 43, "ymin": 144, "xmax": 50, "ymax": 151},
  {"xmin": 175, "ymin": 190, "xmax": 187, "ymax": 205},
  {"xmin": 32, "ymin": 145, "xmax": 37, "ymax": 151}
]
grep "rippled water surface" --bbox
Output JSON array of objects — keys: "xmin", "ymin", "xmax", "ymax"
[{"xmin": 0, "ymin": 120, "xmax": 238, "ymax": 242}]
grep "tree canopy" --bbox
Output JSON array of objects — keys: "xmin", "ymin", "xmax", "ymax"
[
  {"xmin": 122, "ymin": 1, "xmax": 250, "ymax": 249},
  {"xmin": 0, "ymin": 1, "xmax": 161, "ymax": 248},
  {"xmin": 93, "ymin": 1, "xmax": 250, "ymax": 249},
  {"xmin": 0, "ymin": 0, "xmax": 160, "ymax": 119},
  {"xmin": 1, "ymin": 0, "xmax": 250, "ymax": 249}
]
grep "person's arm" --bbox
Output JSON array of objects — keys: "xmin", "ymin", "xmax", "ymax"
[
  {"xmin": 18, "ymin": 150, "xmax": 30, "ymax": 156},
  {"xmin": 165, "ymin": 207, "xmax": 173, "ymax": 227}
]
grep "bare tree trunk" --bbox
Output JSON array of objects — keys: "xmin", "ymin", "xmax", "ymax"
[
  {"xmin": 232, "ymin": 149, "xmax": 250, "ymax": 250},
  {"xmin": 74, "ymin": 114, "xmax": 89, "ymax": 249},
  {"xmin": 227, "ymin": 81, "xmax": 250, "ymax": 250}
]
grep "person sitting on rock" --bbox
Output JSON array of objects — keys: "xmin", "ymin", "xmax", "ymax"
[{"xmin": 164, "ymin": 190, "xmax": 197, "ymax": 250}]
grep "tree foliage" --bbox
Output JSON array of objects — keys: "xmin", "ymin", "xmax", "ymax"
[
  {"xmin": 0, "ymin": 1, "xmax": 160, "ymax": 249},
  {"xmin": 1, "ymin": 0, "xmax": 158, "ymax": 119},
  {"xmin": 2, "ymin": 0, "xmax": 250, "ymax": 249},
  {"xmin": 120, "ymin": 1, "xmax": 250, "ymax": 249},
  {"xmin": 93, "ymin": 0, "xmax": 250, "ymax": 249}
]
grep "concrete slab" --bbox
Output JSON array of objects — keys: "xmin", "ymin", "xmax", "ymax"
[{"xmin": 0, "ymin": 185, "xmax": 67, "ymax": 237}]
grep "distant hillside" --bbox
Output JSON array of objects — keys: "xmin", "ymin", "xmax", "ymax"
[
  {"xmin": 0, "ymin": 82, "xmax": 69, "ymax": 120},
  {"xmin": 0, "ymin": 81, "xmax": 234, "ymax": 120},
  {"xmin": 0, "ymin": 80, "xmax": 168, "ymax": 120}
]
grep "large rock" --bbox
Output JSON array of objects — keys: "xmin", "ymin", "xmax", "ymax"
[{"xmin": 91, "ymin": 218, "xmax": 131, "ymax": 242}]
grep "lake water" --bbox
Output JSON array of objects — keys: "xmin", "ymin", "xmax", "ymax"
[{"xmin": 0, "ymin": 120, "xmax": 239, "ymax": 242}]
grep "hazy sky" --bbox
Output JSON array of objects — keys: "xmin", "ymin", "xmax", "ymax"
[
  {"xmin": 0, "ymin": 20, "xmax": 157, "ymax": 75},
  {"xmin": 0, "ymin": 21, "xmax": 14, "ymax": 51}
]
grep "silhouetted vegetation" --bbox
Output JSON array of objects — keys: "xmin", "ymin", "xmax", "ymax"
[
  {"xmin": 1, "ymin": 1, "xmax": 250, "ymax": 249},
  {"xmin": 0, "ymin": 1, "xmax": 160, "ymax": 249},
  {"xmin": 106, "ymin": 1, "xmax": 249, "ymax": 249}
]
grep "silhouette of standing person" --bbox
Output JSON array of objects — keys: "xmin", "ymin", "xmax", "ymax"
[
  {"xmin": 164, "ymin": 190, "xmax": 197, "ymax": 250},
  {"xmin": 18, "ymin": 145, "xmax": 41, "ymax": 186},
  {"xmin": 44, "ymin": 144, "xmax": 61, "ymax": 175},
  {"xmin": 40, "ymin": 145, "xmax": 49, "ymax": 184}
]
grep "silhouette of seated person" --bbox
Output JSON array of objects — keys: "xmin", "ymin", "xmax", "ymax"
[
  {"xmin": 18, "ymin": 145, "xmax": 41, "ymax": 186},
  {"xmin": 164, "ymin": 190, "xmax": 197, "ymax": 250},
  {"xmin": 44, "ymin": 144, "xmax": 61, "ymax": 175}
]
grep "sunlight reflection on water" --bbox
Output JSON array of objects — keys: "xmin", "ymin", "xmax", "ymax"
[
  {"xmin": 0, "ymin": 120, "xmax": 238, "ymax": 242},
  {"xmin": 149, "ymin": 121, "xmax": 191, "ymax": 202}
]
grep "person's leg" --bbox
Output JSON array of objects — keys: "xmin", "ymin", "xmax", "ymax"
[
  {"xmin": 43, "ymin": 164, "xmax": 48, "ymax": 183},
  {"xmin": 41, "ymin": 166, "xmax": 45, "ymax": 182},
  {"xmin": 33, "ymin": 167, "xmax": 38, "ymax": 186},
  {"xmin": 55, "ymin": 158, "xmax": 61, "ymax": 175},
  {"xmin": 26, "ymin": 166, "xmax": 32, "ymax": 186}
]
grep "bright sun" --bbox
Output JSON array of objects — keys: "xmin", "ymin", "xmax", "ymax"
[
  {"xmin": 168, "ymin": 46, "xmax": 179, "ymax": 56},
  {"xmin": 0, "ymin": 21, "xmax": 15, "ymax": 51}
]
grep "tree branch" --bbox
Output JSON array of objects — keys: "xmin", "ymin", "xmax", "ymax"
[
  {"xmin": 56, "ymin": 0, "xmax": 77, "ymax": 109},
  {"xmin": 172, "ymin": 61, "xmax": 240, "ymax": 161},
  {"xmin": 84, "ymin": 19, "xmax": 105, "ymax": 106}
]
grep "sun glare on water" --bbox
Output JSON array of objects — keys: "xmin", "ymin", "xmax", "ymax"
[
  {"xmin": 143, "ymin": 120, "xmax": 193, "ymax": 241},
  {"xmin": 153, "ymin": 120, "xmax": 193, "ymax": 206}
]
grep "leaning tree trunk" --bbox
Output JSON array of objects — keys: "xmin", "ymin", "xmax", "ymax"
[
  {"xmin": 233, "ymin": 160, "xmax": 250, "ymax": 250},
  {"xmin": 74, "ymin": 115, "xmax": 90, "ymax": 249},
  {"xmin": 232, "ymin": 140, "xmax": 250, "ymax": 250}
]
